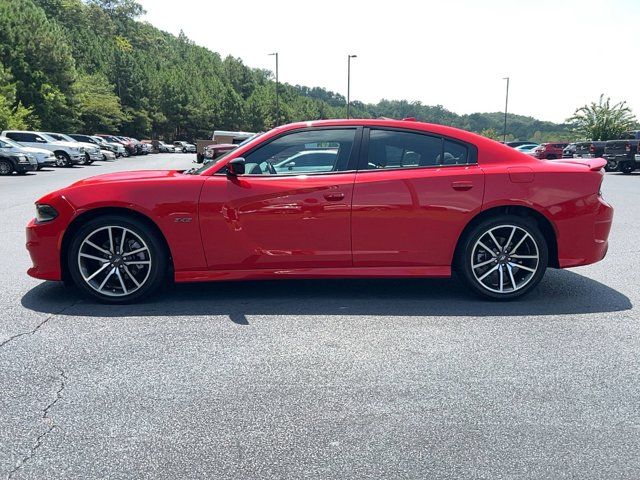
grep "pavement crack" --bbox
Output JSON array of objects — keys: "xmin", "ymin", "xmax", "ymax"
[
  {"xmin": 6, "ymin": 369, "xmax": 67, "ymax": 479},
  {"xmin": 0, "ymin": 300, "xmax": 80, "ymax": 351}
]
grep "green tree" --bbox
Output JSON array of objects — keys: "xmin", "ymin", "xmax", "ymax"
[
  {"xmin": 568, "ymin": 94, "xmax": 637, "ymax": 141},
  {"xmin": 73, "ymin": 72, "xmax": 127, "ymax": 132}
]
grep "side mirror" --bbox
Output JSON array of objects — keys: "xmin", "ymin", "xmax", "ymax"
[{"xmin": 227, "ymin": 157, "xmax": 246, "ymax": 176}]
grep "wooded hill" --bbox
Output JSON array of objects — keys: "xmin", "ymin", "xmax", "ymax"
[{"xmin": 0, "ymin": 0, "xmax": 573, "ymax": 141}]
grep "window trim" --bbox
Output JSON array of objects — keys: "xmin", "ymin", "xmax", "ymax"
[
  {"xmin": 357, "ymin": 127, "xmax": 479, "ymax": 172},
  {"xmin": 214, "ymin": 126, "xmax": 363, "ymax": 177}
]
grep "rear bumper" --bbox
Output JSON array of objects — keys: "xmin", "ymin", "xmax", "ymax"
[{"xmin": 558, "ymin": 196, "xmax": 613, "ymax": 268}]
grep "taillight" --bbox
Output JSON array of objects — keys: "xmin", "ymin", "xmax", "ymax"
[
  {"xmin": 590, "ymin": 144, "xmax": 595, "ymax": 153},
  {"xmin": 625, "ymin": 142, "xmax": 631, "ymax": 152}
]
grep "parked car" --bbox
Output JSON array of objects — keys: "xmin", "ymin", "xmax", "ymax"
[
  {"xmin": 26, "ymin": 119, "xmax": 612, "ymax": 303},
  {"xmin": 173, "ymin": 141, "xmax": 196, "ymax": 153},
  {"xmin": 43, "ymin": 132, "xmax": 101, "ymax": 165},
  {"xmin": 97, "ymin": 135, "xmax": 135, "ymax": 156},
  {"xmin": 506, "ymin": 141, "xmax": 536, "ymax": 148},
  {"xmin": 67, "ymin": 134, "xmax": 116, "ymax": 161},
  {"xmin": 157, "ymin": 141, "xmax": 175, "ymax": 153},
  {"xmin": 0, "ymin": 150, "xmax": 38, "ymax": 175},
  {"xmin": 513, "ymin": 143, "xmax": 539, "ymax": 153},
  {"xmin": 202, "ymin": 143, "xmax": 237, "ymax": 162},
  {"xmin": 0, "ymin": 131, "xmax": 85, "ymax": 167},
  {"xmin": 532, "ymin": 142, "xmax": 569, "ymax": 160},
  {"xmin": 573, "ymin": 141, "xmax": 608, "ymax": 166},
  {"xmin": 603, "ymin": 131, "xmax": 640, "ymax": 174},
  {"xmin": 91, "ymin": 135, "xmax": 126, "ymax": 157},
  {"xmin": 562, "ymin": 143, "xmax": 577, "ymax": 158},
  {"xmin": 0, "ymin": 136, "xmax": 56, "ymax": 170}
]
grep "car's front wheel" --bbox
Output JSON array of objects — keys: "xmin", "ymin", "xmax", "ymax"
[
  {"xmin": 457, "ymin": 216, "xmax": 548, "ymax": 300},
  {"xmin": 620, "ymin": 162, "xmax": 634, "ymax": 174},
  {"xmin": 68, "ymin": 215, "xmax": 168, "ymax": 303},
  {"xmin": 0, "ymin": 159, "xmax": 13, "ymax": 175},
  {"xmin": 55, "ymin": 152, "xmax": 72, "ymax": 167}
]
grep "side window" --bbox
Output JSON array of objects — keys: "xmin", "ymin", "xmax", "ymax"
[
  {"xmin": 364, "ymin": 129, "xmax": 442, "ymax": 169},
  {"xmin": 442, "ymin": 139, "xmax": 468, "ymax": 165},
  {"xmin": 6, "ymin": 132, "xmax": 23, "ymax": 142},
  {"xmin": 243, "ymin": 129, "xmax": 356, "ymax": 175}
]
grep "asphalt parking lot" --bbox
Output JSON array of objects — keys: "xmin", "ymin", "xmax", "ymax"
[{"xmin": 0, "ymin": 155, "xmax": 639, "ymax": 479}]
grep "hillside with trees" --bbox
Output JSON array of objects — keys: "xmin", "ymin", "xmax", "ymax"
[{"xmin": 0, "ymin": 0, "xmax": 575, "ymax": 141}]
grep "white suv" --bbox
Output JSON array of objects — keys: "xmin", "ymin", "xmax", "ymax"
[
  {"xmin": 42, "ymin": 132, "xmax": 101, "ymax": 165},
  {"xmin": 0, "ymin": 130, "xmax": 85, "ymax": 167}
]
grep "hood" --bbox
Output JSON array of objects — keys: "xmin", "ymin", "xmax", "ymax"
[
  {"xmin": 51, "ymin": 140, "xmax": 82, "ymax": 149},
  {"xmin": 11, "ymin": 145, "xmax": 53, "ymax": 155},
  {"xmin": 68, "ymin": 169, "xmax": 182, "ymax": 188}
]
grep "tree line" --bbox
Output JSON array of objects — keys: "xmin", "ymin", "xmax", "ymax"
[{"xmin": 0, "ymin": 0, "xmax": 632, "ymax": 142}]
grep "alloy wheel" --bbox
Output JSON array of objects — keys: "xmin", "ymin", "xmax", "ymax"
[
  {"xmin": 77, "ymin": 225, "xmax": 152, "ymax": 297},
  {"xmin": 470, "ymin": 225, "xmax": 540, "ymax": 294}
]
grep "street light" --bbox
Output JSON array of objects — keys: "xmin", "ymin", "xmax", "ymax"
[
  {"xmin": 347, "ymin": 54, "xmax": 357, "ymax": 119},
  {"xmin": 269, "ymin": 52, "xmax": 279, "ymax": 126},
  {"xmin": 502, "ymin": 76, "xmax": 510, "ymax": 143}
]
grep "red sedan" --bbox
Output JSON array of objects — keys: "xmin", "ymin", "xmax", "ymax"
[{"xmin": 26, "ymin": 119, "xmax": 613, "ymax": 303}]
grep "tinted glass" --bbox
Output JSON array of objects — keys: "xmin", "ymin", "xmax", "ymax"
[
  {"xmin": 365, "ymin": 130, "xmax": 442, "ymax": 169},
  {"xmin": 243, "ymin": 129, "xmax": 355, "ymax": 175},
  {"xmin": 442, "ymin": 139, "xmax": 469, "ymax": 165}
]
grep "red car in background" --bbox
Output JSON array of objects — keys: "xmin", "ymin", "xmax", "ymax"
[
  {"xmin": 203, "ymin": 143, "xmax": 237, "ymax": 162},
  {"xmin": 26, "ymin": 119, "xmax": 612, "ymax": 303},
  {"xmin": 532, "ymin": 142, "xmax": 569, "ymax": 160}
]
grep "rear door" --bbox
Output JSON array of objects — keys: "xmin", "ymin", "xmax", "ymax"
[{"xmin": 351, "ymin": 127, "xmax": 484, "ymax": 267}]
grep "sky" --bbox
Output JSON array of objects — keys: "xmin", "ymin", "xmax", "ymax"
[{"xmin": 138, "ymin": 0, "xmax": 640, "ymax": 123}]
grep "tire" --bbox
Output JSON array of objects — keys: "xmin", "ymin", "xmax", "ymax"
[
  {"xmin": 67, "ymin": 214, "xmax": 168, "ymax": 303},
  {"xmin": 620, "ymin": 162, "xmax": 634, "ymax": 174},
  {"xmin": 0, "ymin": 159, "xmax": 14, "ymax": 175},
  {"xmin": 456, "ymin": 215, "xmax": 548, "ymax": 300},
  {"xmin": 55, "ymin": 151, "xmax": 72, "ymax": 167},
  {"xmin": 82, "ymin": 153, "xmax": 94, "ymax": 165},
  {"xmin": 604, "ymin": 160, "xmax": 618, "ymax": 172}
]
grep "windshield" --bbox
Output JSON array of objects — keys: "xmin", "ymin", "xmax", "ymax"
[
  {"xmin": 0, "ymin": 137, "xmax": 25, "ymax": 149},
  {"xmin": 51, "ymin": 133, "xmax": 76, "ymax": 142},
  {"xmin": 184, "ymin": 132, "xmax": 265, "ymax": 175},
  {"xmin": 39, "ymin": 133, "xmax": 61, "ymax": 143}
]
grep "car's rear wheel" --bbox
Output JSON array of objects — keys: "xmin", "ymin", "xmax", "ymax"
[
  {"xmin": 82, "ymin": 153, "xmax": 93, "ymax": 165},
  {"xmin": 457, "ymin": 215, "xmax": 548, "ymax": 300},
  {"xmin": 68, "ymin": 215, "xmax": 168, "ymax": 303},
  {"xmin": 0, "ymin": 159, "xmax": 13, "ymax": 175}
]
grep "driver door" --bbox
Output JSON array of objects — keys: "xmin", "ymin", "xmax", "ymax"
[{"xmin": 199, "ymin": 127, "xmax": 361, "ymax": 270}]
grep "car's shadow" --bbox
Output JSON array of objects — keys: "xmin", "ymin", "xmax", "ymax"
[{"xmin": 21, "ymin": 269, "xmax": 631, "ymax": 322}]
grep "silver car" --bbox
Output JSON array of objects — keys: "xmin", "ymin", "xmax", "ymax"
[{"xmin": 0, "ymin": 136, "xmax": 55, "ymax": 169}]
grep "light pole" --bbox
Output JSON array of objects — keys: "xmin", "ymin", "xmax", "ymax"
[
  {"xmin": 502, "ymin": 76, "xmax": 510, "ymax": 142},
  {"xmin": 347, "ymin": 54, "xmax": 357, "ymax": 119},
  {"xmin": 269, "ymin": 52, "xmax": 279, "ymax": 126}
]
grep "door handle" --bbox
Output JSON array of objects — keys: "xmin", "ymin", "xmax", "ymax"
[
  {"xmin": 324, "ymin": 192, "xmax": 345, "ymax": 201},
  {"xmin": 451, "ymin": 181, "xmax": 473, "ymax": 191}
]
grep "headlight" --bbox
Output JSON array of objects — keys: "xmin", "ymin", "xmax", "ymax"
[
  {"xmin": 16, "ymin": 155, "xmax": 29, "ymax": 164},
  {"xmin": 35, "ymin": 204, "xmax": 58, "ymax": 222}
]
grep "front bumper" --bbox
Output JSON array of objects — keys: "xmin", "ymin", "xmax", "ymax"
[
  {"xmin": 70, "ymin": 154, "xmax": 84, "ymax": 165},
  {"xmin": 15, "ymin": 162, "xmax": 38, "ymax": 173},
  {"xmin": 26, "ymin": 218, "xmax": 63, "ymax": 280}
]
